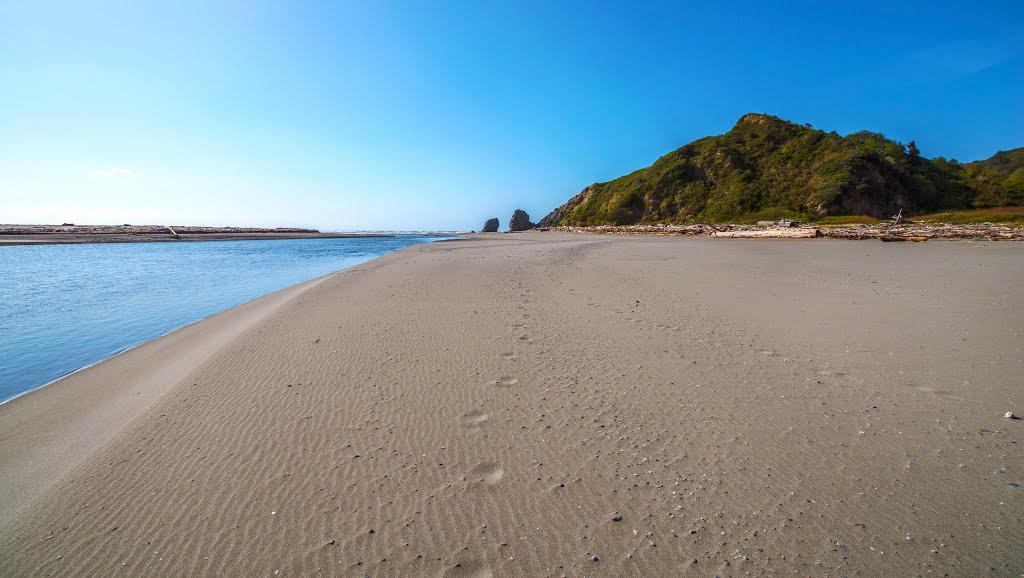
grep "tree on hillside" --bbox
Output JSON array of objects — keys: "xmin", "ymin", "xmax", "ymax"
[{"xmin": 906, "ymin": 140, "xmax": 922, "ymax": 165}]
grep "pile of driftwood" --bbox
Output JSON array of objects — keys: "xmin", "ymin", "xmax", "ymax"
[
  {"xmin": 549, "ymin": 222, "xmax": 1024, "ymax": 240},
  {"xmin": 548, "ymin": 224, "xmax": 718, "ymax": 236},
  {"xmin": 820, "ymin": 223, "xmax": 1024, "ymax": 240}
]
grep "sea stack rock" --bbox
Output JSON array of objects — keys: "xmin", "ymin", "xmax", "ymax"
[
  {"xmin": 482, "ymin": 218, "xmax": 499, "ymax": 232},
  {"xmin": 508, "ymin": 209, "xmax": 534, "ymax": 232}
]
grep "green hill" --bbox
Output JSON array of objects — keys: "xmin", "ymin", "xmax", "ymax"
[
  {"xmin": 539, "ymin": 114, "xmax": 1022, "ymax": 226},
  {"xmin": 963, "ymin": 148, "xmax": 1024, "ymax": 208}
]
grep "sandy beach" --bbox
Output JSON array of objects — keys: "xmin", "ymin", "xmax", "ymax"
[{"xmin": 1, "ymin": 233, "xmax": 1021, "ymax": 576}]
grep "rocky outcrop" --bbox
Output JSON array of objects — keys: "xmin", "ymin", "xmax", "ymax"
[
  {"xmin": 538, "ymin": 113, "xmax": 1023, "ymax": 226},
  {"xmin": 508, "ymin": 210, "xmax": 534, "ymax": 232},
  {"xmin": 481, "ymin": 218, "xmax": 499, "ymax": 232},
  {"xmin": 538, "ymin": 185, "xmax": 596, "ymax": 227}
]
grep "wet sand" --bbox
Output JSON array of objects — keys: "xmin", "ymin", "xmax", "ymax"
[{"xmin": 1, "ymin": 233, "xmax": 1021, "ymax": 576}]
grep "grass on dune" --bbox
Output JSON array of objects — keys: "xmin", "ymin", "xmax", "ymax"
[
  {"xmin": 909, "ymin": 206, "xmax": 1024, "ymax": 225},
  {"xmin": 728, "ymin": 208, "xmax": 1023, "ymax": 226},
  {"xmin": 811, "ymin": 215, "xmax": 882, "ymax": 225}
]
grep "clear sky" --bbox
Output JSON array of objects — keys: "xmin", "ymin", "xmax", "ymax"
[{"xmin": 1, "ymin": 1, "xmax": 1021, "ymax": 231}]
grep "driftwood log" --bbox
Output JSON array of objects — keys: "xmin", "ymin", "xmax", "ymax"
[
  {"xmin": 880, "ymin": 236, "xmax": 928, "ymax": 242},
  {"xmin": 712, "ymin": 229, "xmax": 820, "ymax": 238}
]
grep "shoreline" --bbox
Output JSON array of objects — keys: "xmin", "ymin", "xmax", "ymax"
[
  {"xmin": 0, "ymin": 271, "xmax": 333, "ymax": 522},
  {"xmin": 0, "ymin": 237, "xmax": 468, "ymax": 516},
  {"xmin": 0, "ymin": 231, "xmax": 399, "ymax": 246},
  {"xmin": 2, "ymin": 234, "xmax": 1020, "ymax": 575},
  {"xmin": 0, "ymin": 224, "xmax": 465, "ymax": 246},
  {"xmin": 0, "ymin": 235, "xmax": 467, "ymax": 407},
  {"xmin": 0, "ymin": 298, "xmax": 266, "ymax": 408}
]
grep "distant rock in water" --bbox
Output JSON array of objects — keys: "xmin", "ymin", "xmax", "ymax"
[
  {"xmin": 509, "ymin": 210, "xmax": 534, "ymax": 232},
  {"xmin": 481, "ymin": 218, "xmax": 499, "ymax": 232}
]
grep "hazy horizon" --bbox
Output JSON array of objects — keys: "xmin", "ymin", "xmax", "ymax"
[{"xmin": 2, "ymin": 1, "xmax": 1022, "ymax": 231}]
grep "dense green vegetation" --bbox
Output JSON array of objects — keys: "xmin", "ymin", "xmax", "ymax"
[
  {"xmin": 539, "ymin": 114, "xmax": 1023, "ymax": 226},
  {"xmin": 962, "ymin": 148, "xmax": 1024, "ymax": 208}
]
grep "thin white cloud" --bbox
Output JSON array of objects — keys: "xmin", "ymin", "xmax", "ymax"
[{"xmin": 90, "ymin": 168, "xmax": 137, "ymax": 178}]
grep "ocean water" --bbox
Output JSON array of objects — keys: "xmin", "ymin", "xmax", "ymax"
[{"xmin": 0, "ymin": 235, "xmax": 450, "ymax": 403}]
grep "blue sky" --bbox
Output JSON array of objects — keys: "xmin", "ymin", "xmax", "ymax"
[{"xmin": 1, "ymin": 1, "xmax": 1021, "ymax": 231}]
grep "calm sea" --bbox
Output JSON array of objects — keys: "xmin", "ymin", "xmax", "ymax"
[{"xmin": 0, "ymin": 235, "xmax": 450, "ymax": 403}]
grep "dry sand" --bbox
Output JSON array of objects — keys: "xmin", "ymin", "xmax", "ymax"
[{"xmin": 1, "ymin": 233, "xmax": 1021, "ymax": 576}]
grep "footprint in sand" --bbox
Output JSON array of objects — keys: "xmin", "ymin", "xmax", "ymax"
[
  {"xmin": 462, "ymin": 410, "xmax": 490, "ymax": 428},
  {"xmin": 444, "ymin": 560, "xmax": 494, "ymax": 578},
  {"xmin": 492, "ymin": 377, "xmax": 519, "ymax": 387},
  {"xmin": 465, "ymin": 462, "xmax": 504, "ymax": 484},
  {"xmin": 816, "ymin": 369, "xmax": 849, "ymax": 383},
  {"xmin": 910, "ymin": 385, "xmax": 965, "ymax": 400}
]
